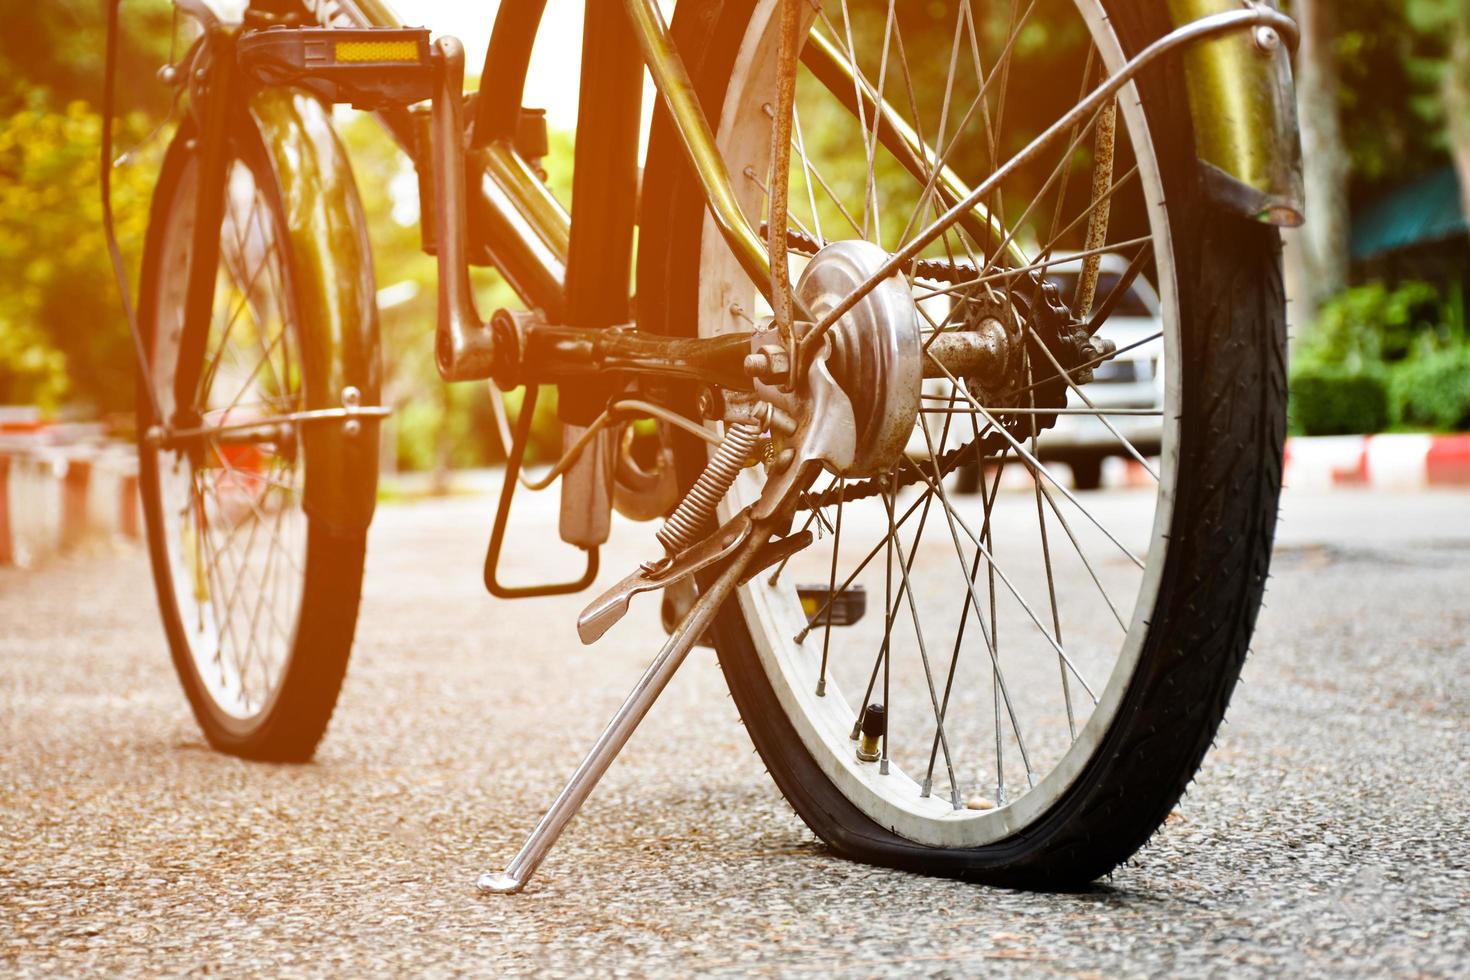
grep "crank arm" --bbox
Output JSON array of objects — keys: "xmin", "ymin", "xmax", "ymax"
[{"xmin": 577, "ymin": 509, "xmax": 755, "ymax": 644}]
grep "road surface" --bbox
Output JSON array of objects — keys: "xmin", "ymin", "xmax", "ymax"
[{"xmin": 3, "ymin": 483, "xmax": 1468, "ymax": 976}]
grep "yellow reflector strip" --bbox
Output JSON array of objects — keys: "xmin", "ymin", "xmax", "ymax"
[
  {"xmin": 800, "ymin": 597, "xmax": 818, "ymax": 617},
  {"xmin": 335, "ymin": 39, "xmax": 419, "ymax": 63}
]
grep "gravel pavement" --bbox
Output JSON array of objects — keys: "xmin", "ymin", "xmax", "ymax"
[{"xmin": 3, "ymin": 484, "xmax": 1468, "ymax": 977}]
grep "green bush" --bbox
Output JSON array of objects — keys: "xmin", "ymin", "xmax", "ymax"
[
  {"xmin": 1299, "ymin": 281, "xmax": 1449, "ymax": 368},
  {"xmin": 1389, "ymin": 348, "xmax": 1470, "ymax": 431},
  {"xmin": 1289, "ymin": 364, "xmax": 1390, "ymax": 436}
]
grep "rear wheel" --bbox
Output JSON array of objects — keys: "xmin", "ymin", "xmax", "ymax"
[
  {"xmin": 639, "ymin": 0, "xmax": 1286, "ymax": 884},
  {"xmin": 136, "ymin": 115, "xmax": 369, "ymax": 762}
]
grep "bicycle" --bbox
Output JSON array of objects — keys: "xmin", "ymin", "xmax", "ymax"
[{"xmin": 106, "ymin": 0, "xmax": 1305, "ymax": 893}]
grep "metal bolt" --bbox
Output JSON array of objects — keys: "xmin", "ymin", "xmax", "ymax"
[
  {"xmin": 697, "ymin": 388, "xmax": 724, "ymax": 421},
  {"xmin": 157, "ymin": 64, "xmax": 179, "ymax": 86},
  {"xmin": 343, "ymin": 419, "xmax": 362, "ymax": 438},
  {"xmin": 640, "ymin": 556, "xmax": 673, "ymax": 576},
  {"xmin": 767, "ymin": 406, "xmax": 798, "ymax": 437},
  {"xmin": 743, "ymin": 344, "xmax": 790, "ymax": 382},
  {"xmin": 342, "ymin": 385, "xmax": 362, "ymax": 408},
  {"xmin": 1254, "ymin": 26, "xmax": 1281, "ymax": 54}
]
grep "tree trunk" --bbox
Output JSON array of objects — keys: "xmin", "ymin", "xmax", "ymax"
[
  {"xmin": 1444, "ymin": 13, "xmax": 1470, "ymax": 236},
  {"xmin": 1292, "ymin": 0, "xmax": 1352, "ymax": 323}
]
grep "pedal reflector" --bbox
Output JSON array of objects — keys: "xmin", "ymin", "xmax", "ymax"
[{"xmin": 334, "ymin": 39, "xmax": 421, "ymax": 63}]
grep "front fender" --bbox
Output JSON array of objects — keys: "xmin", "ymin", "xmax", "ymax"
[
  {"xmin": 1168, "ymin": 0, "xmax": 1305, "ymax": 226},
  {"xmin": 249, "ymin": 89, "xmax": 381, "ymax": 533}
]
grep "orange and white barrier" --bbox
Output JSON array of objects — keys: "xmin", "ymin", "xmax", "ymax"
[{"xmin": 0, "ymin": 416, "xmax": 140, "ymax": 568}]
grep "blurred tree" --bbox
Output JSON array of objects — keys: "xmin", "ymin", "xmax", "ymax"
[
  {"xmin": 1432, "ymin": 4, "xmax": 1470, "ymax": 230},
  {"xmin": 0, "ymin": 0, "xmax": 176, "ymax": 413},
  {"xmin": 0, "ymin": 102, "xmax": 158, "ymax": 412},
  {"xmin": 336, "ymin": 107, "xmax": 572, "ymax": 478},
  {"xmin": 0, "ymin": 0, "xmax": 176, "ymax": 116},
  {"xmin": 1293, "ymin": 0, "xmax": 1350, "ymax": 317}
]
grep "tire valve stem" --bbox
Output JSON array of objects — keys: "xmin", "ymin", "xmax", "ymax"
[{"xmin": 855, "ymin": 703, "xmax": 885, "ymax": 763}]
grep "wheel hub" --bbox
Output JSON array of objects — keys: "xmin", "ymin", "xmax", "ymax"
[{"xmin": 795, "ymin": 240, "xmax": 922, "ymax": 476}]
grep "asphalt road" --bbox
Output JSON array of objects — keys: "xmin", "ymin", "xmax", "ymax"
[{"xmin": 3, "ymin": 483, "xmax": 1469, "ymax": 976}]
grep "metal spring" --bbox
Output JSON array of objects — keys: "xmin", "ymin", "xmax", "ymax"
[{"xmin": 656, "ymin": 422, "xmax": 761, "ymax": 556}]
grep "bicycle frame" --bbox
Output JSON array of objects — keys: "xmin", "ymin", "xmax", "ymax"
[{"xmin": 171, "ymin": 0, "xmax": 1303, "ymax": 422}]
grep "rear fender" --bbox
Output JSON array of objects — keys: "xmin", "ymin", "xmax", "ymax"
[
  {"xmin": 1167, "ymin": 0, "xmax": 1305, "ymax": 226},
  {"xmin": 249, "ymin": 89, "xmax": 381, "ymax": 533}
]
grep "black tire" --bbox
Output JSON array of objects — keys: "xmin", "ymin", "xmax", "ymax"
[
  {"xmin": 1068, "ymin": 454, "xmax": 1104, "ymax": 491},
  {"xmin": 953, "ymin": 459, "xmax": 982, "ymax": 495},
  {"xmin": 135, "ymin": 112, "xmax": 370, "ymax": 763},
  {"xmin": 638, "ymin": 0, "xmax": 1286, "ymax": 885}
]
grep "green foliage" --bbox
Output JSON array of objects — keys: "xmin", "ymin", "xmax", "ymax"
[
  {"xmin": 0, "ymin": 102, "xmax": 159, "ymax": 412},
  {"xmin": 0, "ymin": 0, "xmax": 177, "ymax": 117},
  {"xmin": 1297, "ymin": 281, "xmax": 1452, "ymax": 368},
  {"xmin": 336, "ymin": 111, "xmax": 569, "ymax": 471},
  {"xmin": 1289, "ymin": 364, "xmax": 1390, "ymax": 436},
  {"xmin": 1293, "ymin": 279, "xmax": 1470, "ymax": 434},
  {"xmin": 1327, "ymin": 0, "xmax": 1458, "ymax": 197},
  {"xmin": 1389, "ymin": 347, "xmax": 1470, "ymax": 431}
]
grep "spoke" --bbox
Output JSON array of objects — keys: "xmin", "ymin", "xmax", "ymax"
[
  {"xmin": 884, "ymin": 474, "xmax": 962, "ymax": 807},
  {"xmin": 198, "ymin": 468, "xmax": 289, "ymax": 653},
  {"xmin": 945, "ymin": 99, "xmax": 1113, "ymax": 322},
  {"xmin": 194, "ymin": 480, "xmax": 262, "ymax": 700},
  {"xmin": 241, "ymin": 465, "xmax": 293, "ymax": 704},
  {"xmin": 205, "ymin": 456, "xmax": 308, "ymax": 581},
  {"xmin": 835, "ymin": 0, "xmax": 876, "ymax": 240},
  {"xmin": 1025, "ymin": 357, "xmax": 1075, "ymax": 741},
  {"xmin": 744, "ymin": 165, "xmax": 825, "ymax": 248},
  {"xmin": 786, "ymin": 104, "xmax": 866, "ymax": 239},
  {"xmin": 924, "ymin": 446, "xmax": 1006, "ymax": 796},
  {"xmin": 1083, "ymin": 240, "xmax": 1152, "ymax": 338},
  {"xmin": 793, "ymin": 475, "xmax": 954, "ymax": 644},
  {"xmin": 200, "ymin": 225, "xmax": 273, "ymax": 400},
  {"xmin": 1021, "ymin": 318, "xmax": 1160, "ymax": 481},
  {"xmin": 899, "ymin": 452, "xmax": 1098, "ymax": 705},
  {"xmin": 1036, "ymin": 164, "xmax": 1142, "ymax": 262},
  {"xmin": 815, "ymin": 479, "xmax": 845, "ymax": 698},
  {"xmin": 912, "ymin": 421, "xmax": 1040, "ymax": 788},
  {"xmin": 879, "ymin": 475, "xmax": 895, "ymax": 772},
  {"xmin": 215, "ymin": 325, "xmax": 288, "ymax": 421},
  {"xmin": 1003, "ymin": 329, "xmax": 1163, "ymax": 405},
  {"xmin": 862, "ymin": 0, "xmax": 898, "ymax": 245},
  {"xmin": 1034, "ymin": 475, "xmax": 1129, "ymax": 632},
  {"xmin": 925, "ymin": 353, "xmax": 1146, "ymax": 569},
  {"xmin": 791, "ymin": 101, "xmax": 824, "ymax": 243}
]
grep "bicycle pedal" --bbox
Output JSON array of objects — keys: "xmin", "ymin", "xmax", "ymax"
[
  {"xmin": 238, "ymin": 27, "xmax": 434, "ymax": 110},
  {"xmin": 797, "ymin": 584, "xmax": 866, "ymax": 628}
]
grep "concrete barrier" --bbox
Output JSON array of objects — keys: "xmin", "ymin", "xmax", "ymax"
[{"xmin": 0, "ymin": 417, "xmax": 141, "ymax": 569}]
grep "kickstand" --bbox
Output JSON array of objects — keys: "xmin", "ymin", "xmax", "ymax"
[{"xmin": 476, "ymin": 532, "xmax": 765, "ymax": 894}]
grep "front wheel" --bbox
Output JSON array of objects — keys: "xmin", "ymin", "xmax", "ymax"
[
  {"xmin": 639, "ymin": 0, "xmax": 1286, "ymax": 885},
  {"xmin": 135, "ymin": 113, "xmax": 371, "ymax": 762}
]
